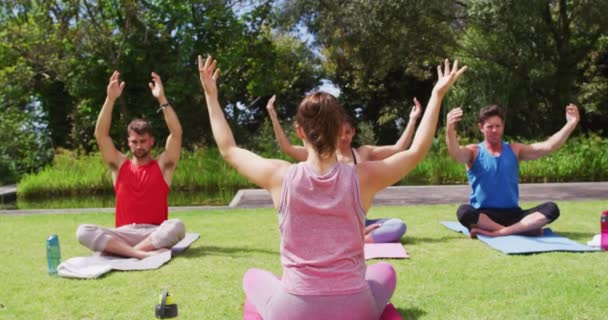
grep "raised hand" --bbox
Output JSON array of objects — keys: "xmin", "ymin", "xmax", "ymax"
[
  {"xmin": 266, "ymin": 95, "xmax": 277, "ymax": 118},
  {"xmin": 198, "ymin": 55, "xmax": 220, "ymax": 97},
  {"xmin": 446, "ymin": 107, "xmax": 464, "ymax": 130},
  {"xmin": 432, "ymin": 59, "xmax": 467, "ymax": 97},
  {"xmin": 409, "ymin": 97, "xmax": 423, "ymax": 120},
  {"xmin": 148, "ymin": 72, "xmax": 166, "ymax": 101},
  {"xmin": 565, "ymin": 103, "xmax": 580, "ymax": 125},
  {"xmin": 107, "ymin": 71, "xmax": 125, "ymax": 101}
]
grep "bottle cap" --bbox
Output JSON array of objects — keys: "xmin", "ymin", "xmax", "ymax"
[
  {"xmin": 155, "ymin": 291, "xmax": 178, "ymax": 319},
  {"xmin": 47, "ymin": 234, "xmax": 59, "ymax": 244}
]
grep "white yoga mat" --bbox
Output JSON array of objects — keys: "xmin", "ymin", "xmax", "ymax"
[{"xmin": 58, "ymin": 233, "xmax": 200, "ymax": 279}]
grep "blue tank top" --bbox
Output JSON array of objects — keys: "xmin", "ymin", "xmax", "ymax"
[{"xmin": 467, "ymin": 142, "xmax": 519, "ymax": 209}]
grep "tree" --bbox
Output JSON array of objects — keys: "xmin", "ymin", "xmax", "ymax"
[
  {"xmin": 277, "ymin": 0, "xmax": 466, "ymax": 143},
  {"xmin": 454, "ymin": 0, "xmax": 608, "ymax": 137},
  {"xmin": 0, "ymin": 0, "xmax": 321, "ymax": 181}
]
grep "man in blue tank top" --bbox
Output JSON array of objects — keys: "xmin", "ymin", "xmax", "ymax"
[{"xmin": 445, "ymin": 103, "xmax": 580, "ymax": 237}]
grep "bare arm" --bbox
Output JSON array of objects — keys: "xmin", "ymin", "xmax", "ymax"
[
  {"xmin": 95, "ymin": 71, "xmax": 126, "ymax": 172},
  {"xmin": 514, "ymin": 103, "xmax": 580, "ymax": 161},
  {"xmin": 445, "ymin": 107, "xmax": 475, "ymax": 166},
  {"xmin": 199, "ymin": 56, "xmax": 290, "ymax": 206},
  {"xmin": 362, "ymin": 97, "xmax": 423, "ymax": 161},
  {"xmin": 358, "ymin": 59, "xmax": 467, "ymax": 209},
  {"xmin": 149, "ymin": 72, "xmax": 183, "ymax": 186},
  {"xmin": 266, "ymin": 95, "xmax": 308, "ymax": 161}
]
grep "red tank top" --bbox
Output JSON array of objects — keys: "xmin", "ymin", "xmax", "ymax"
[{"xmin": 115, "ymin": 159, "xmax": 169, "ymax": 227}]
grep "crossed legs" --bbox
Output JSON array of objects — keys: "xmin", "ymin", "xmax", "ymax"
[
  {"xmin": 243, "ymin": 262, "xmax": 396, "ymax": 320},
  {"xmin": 76, "ymin": 219, "xmax": 185, "ymax": 259},
  {"xmin": 457, "ymin": 202, "xmax": 560, "ymax": 237}
]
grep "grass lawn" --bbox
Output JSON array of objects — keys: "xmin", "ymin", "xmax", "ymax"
[{"xmin": 0, "ymin": 200, "xmax": 606, "ymax": 319}]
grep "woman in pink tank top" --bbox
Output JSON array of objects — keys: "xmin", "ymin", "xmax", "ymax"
[{"xmin": 198, "ymin": 55, "xmax": 466, "ymax": 319}]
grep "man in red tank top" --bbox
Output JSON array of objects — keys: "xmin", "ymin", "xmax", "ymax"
[{"xmin": 76, "ymin": 71, "xmax": 185, "ymax": 259}]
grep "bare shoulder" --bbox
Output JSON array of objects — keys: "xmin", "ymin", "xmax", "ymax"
[
  {"xmin": 508, "ymin": 141, "xmax": 526, "ymax": 158},
  {"xmin": 355, "ymin": 145, "xmax": 372, "ymax": 161},
  {"xmin": 464, "ymin": 143, "xmax": 479, "ymax": 157},
  {"xmin": 465, "ymin": 143, "xmax": 479, "ymax": 151}
]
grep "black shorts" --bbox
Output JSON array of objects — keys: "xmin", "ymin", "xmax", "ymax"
[{"xmin": 456, "ymin": 202, "xmax": 560, "ymax": 229}]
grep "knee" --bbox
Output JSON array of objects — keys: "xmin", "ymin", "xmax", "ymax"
[
  {"xmin": 378, "ymin": 262, "xmax": 396, "ymax": 279},
  {"xmin": 370, "ymin": 262, "xmax": 397, "ymax": 287},
  {"xmin": 457, "ymin": 204, "xmax": 478, "ymax": 229},
  {"xmin": 540, "ymin": 201, "xmax": 560, "ymax": 222},
  {"xmin": 164, "ymin": 219, "xmax": 186, "ymax": 240},
  {"xmin": 76, "ymin": 224, "xmax": 99, "ymax": 249},
  {"xmin": 242, "ymin": 268, "xmax": 259, "ymax": 291},
  {"xmin": 242, "ymin": 268, "xmax": 277, "ymax": 293},
  {"xmin": 385, "ymin": 219, "xmax": 407, "ymax": 239},
  {"xmin": 154, "ymin": 219, "xmax": 186, "ymax": 248},
  {"xmin": 371, "ymin": 219, "xmax": 406, "ymax": 243},
  {"xmin": 385, "ymin": 219, "xmax": 407, "ymax": 238}
]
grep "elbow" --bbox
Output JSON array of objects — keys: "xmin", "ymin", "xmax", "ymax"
[
  {"xmin": 94, "ymin": 130, "xmax": 104, "ymax": 141},
  {"xmin": 408, "ymin": 144, "xmax": 431, "ymax": 164},
  {"xmin": 217, "ymin": 144, "xmax": 235, "ymax": 161},
  {"xmin": 172, "ymin": 127, "xmax": 183, "ymax": 140}
]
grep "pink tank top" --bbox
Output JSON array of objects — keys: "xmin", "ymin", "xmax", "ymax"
[
  {"xmin": 115, "ymin": 159, "xmax": 169, "ymax": 227},
  {"xmin": 278, "ymin": 162, "xmax": 368, "ymax": 295}
]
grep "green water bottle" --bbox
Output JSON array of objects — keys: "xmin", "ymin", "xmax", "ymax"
[
  {"xmin": 155, "ymin": 291, "xmax": 178, "ymax": 319},
  {"xmin": 46, "ymin": 234, "xmax": 61, "ymax": 276}
]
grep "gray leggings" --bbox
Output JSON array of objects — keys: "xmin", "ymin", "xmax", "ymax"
[{"xmin": 76, "ymin": 219, "xmax": 185, "ymax": 252}]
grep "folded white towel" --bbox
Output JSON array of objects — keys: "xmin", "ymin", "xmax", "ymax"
[{"xmin": 58, "ymin": 233, "xmax": 199, "ymax": 279}]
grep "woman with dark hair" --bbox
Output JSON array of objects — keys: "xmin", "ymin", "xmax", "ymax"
[
  {"xmin": 198, "ymin": 55, "xmax": 465, "ymax": 320},
  {"xmin": 266, "ymin": 95, "xmax": 423, "ymax": 243}
]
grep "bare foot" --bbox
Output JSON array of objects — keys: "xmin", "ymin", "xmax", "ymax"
[
  {"xmin": 517, "ymin": 229, "xmax": 544, "ymax": 237},
  {"xmin": 469, "ymin": 229, "xmax": 478, "ymax": 239},
  {"xmin": 364, "ymin": 223, "xmax": 381, "ymax": 243},
  {"xmin": 364, "ymin": 233, "xmax": 375, "ymax": 243},
  {"xmin": 138, "ymin": 248, "xmax": 169, "ymax": 259},
  {"xmin": 469, "ymin": 224, "xmax": 479, "ymax": 239}
]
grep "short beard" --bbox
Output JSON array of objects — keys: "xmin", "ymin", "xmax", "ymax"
[{"xmin": 133, "ymin": 150, "xmax": 150, "ymax": 159}]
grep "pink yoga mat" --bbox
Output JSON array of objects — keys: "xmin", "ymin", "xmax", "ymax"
[
  {"xmin": 364, "ymin": 243, "xmax": 409, "ymax": 260},
  {"xmin": 243, "ymin": 301, "xmax": 402, "ymax": 319}
]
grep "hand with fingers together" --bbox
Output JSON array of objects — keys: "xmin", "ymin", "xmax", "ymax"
[
  {"xmin": 198, "ymin": 55, "xmax": 220, "ymax": 97},
  {"xmin": 409, "ymin": 97, "xmax": 423, "ymax": 121},
  {"xmin": 446, "ymin": 107, "xmax": 464, "ymax": 131},
  {"xmin": 565, "ymin": 103, "xmax": 580, "ymax": 125},
  {"xmin": 266, "ymin": 95, "xmax": 278, "ymax": 119},
  {"xmin": 107, "ymin": 71, "xmax": 125, "ymax": 101},
  {"xmin": 148, "ymin": 72, "xmax": 168, "ymax": 103}
]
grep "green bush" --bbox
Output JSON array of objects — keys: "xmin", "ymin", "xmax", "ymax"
[{"xmin": 17, "ymin": 134, "xmax": 608, "ymax": 199}]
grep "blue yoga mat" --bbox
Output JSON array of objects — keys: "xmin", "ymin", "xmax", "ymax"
[{"xmin": 441, "ymin": 221, "xmax": 601, "ymax": 254}]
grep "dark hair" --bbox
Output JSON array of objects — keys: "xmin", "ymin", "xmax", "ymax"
[
  {"xmin": 478, "ymin": 105, "xmax": 504, "ymax": 124},
  {"xmin": 342, "ymin": 113, "xmax": 357, "ymax": 129},
  {"xmin": 127, "ymin": 118, "xmax": 153, "ymax": 136},
  {"xmin": 296, "ymin": 92, "xmax": 345, "ymax": 159}
]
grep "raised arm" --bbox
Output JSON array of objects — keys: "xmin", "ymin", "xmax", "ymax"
[
  {"xmin": 149, "ymin": 72, "xmax": 183, "ymax": 185},
  {"xmin": 198, "ymin": 55, "xmax": 289, "ymax": 205},
  {"xmin": 361, "ymin": 97, "xmax": 423, "ymax": 161},
  {"xmin": 445, "ymin": 107, "xmax": 475, "ymax": 166},
  {"xmin": 266, "ymin": 95, "xmax": 308, "ymax": 161},
  {"xmin": 358, "ymin": 59, "xmax": 467, "ymax": 208},
  {"xmin": 513, "ymin": 103, "xmax": 580, "ymax": 161},
  {"xmin": 95, "ymin": 71, "xmax": 126, "ymax": 171}
]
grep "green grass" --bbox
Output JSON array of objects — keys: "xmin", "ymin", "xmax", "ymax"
[{"xmin": 1, "ymin": 201, "xmax": 607, "ymax": 319}]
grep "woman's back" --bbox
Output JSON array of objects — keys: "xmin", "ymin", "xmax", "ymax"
[{"xmin": 279, "ymin": 162, "xmax": 367, "ymax": 296}]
